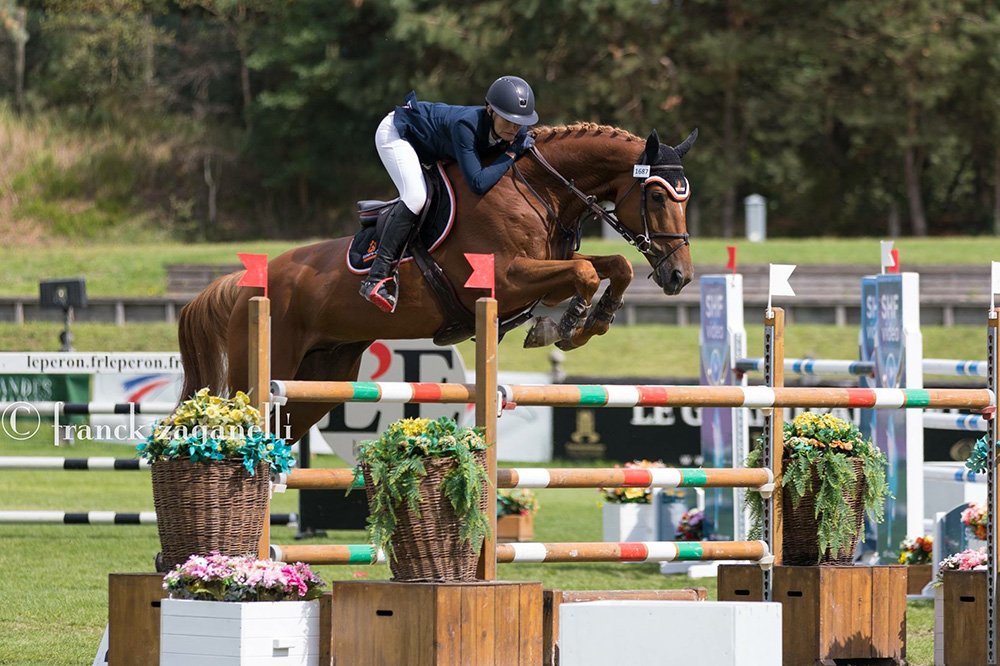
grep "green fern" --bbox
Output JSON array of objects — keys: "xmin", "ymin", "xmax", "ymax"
[
  {"xmin": 353, "ymin": 417, "xmax": 490, "ymax": 565},
  {"xmin": 744, "ymin": 412, "xmax": 890, "ymax": 563}
]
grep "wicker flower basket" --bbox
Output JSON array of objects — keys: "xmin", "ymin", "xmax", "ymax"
[
  {"xmin": 363, "ymin": 451, "xmax": 488, "ymax": 582},
  {"xmin": 151, "ymin": 458, "xmax": 270, "ymax": 571},
  {"xmin": 782, "ymin": 458, "xmax": 867, "ymax": 565}
]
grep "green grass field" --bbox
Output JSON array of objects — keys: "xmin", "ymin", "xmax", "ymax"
[
  {"xmin": 0, "ymin": 320, "xmax": 988, "ymax": 380},
  {"xmin": 0, "ymin": 434, "xmax": 935, "ymax": 665},
  {"xmin": 1, "ymin": 235, "xmax": 999, "ymax": 297}
]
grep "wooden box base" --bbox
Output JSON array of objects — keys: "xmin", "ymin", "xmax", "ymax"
[
  {"xmin": 943, "ymin": 569, "xmax": 987, "ymax": 666},
  {"xmin": 108, "ymin": 573, "xmax": 168, "ymax": 666},
  {"xmin": 328, "ymin": 580, "xmax": 542, "ymax": 666},
  {"xmin": 542, "ymin": 588, "xmax": 707, "ymax": 666},
  {"xmin": 497, "ymin": 513, "xmax": 534, "ymax": 542},
  {"xmin": 718, "ymin": 564, "xmax": 906, "ymax": 665},
  {"xmin": 905, "ymin": 564, "xmax": 932, "ymax": 595}
]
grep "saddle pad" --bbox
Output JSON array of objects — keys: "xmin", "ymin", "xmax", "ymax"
[{"xmin": 346, "ymin": 163, "xmax": 456, "ymax": 275}]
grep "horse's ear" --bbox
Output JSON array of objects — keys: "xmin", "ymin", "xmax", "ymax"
[
  {"xmin": 644, "ymin": 130, "xmax": 660, "ymax": 163},
  {"xmin": 674, "ymin": 128, "xmax": 699, "ymax": 158}
]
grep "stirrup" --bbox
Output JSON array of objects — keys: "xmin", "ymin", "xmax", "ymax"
[{"xmin": 361, "ymin": 276, "xmax": 398, "ymax": 313}]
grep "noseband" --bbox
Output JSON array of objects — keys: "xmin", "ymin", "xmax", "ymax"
[{"xmin": 516, "ymin": 146, "xmax": 691, "ymax": 272}]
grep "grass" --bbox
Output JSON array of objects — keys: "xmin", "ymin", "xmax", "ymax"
[
  {"xmin": 0, "ymin": 322, "xmax": 989, "ymax": 379},
  {"xmin": 1, "ymin": 236, "xmax": 1000, "ymax": 298},
  {"xmin": 0, "ymin": 434, "xmax": 936, "ymax": 665}
]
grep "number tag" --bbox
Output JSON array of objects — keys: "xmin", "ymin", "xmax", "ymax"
[{"xmin": 632, "ymin": 165, "xmax": 650, "ymax": 178}]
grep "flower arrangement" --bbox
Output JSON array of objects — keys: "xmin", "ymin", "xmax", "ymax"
[
  {"xmin": 746, "ymin": 411, "xmax": 890, "ymax": 562},
  {"xmin": 675, "ymin": 508, "xmax": 704, "ymax": 541},
  {"xmin": 498, "ymin": 489, "xmax": 539, "ymax": 517},
  {"xmin": 137, "ymin": 388, "xmax": 294, "ymax": 475},
  {"xmin": 965, "ymin": 433, "xmax": 992, "ymax": 473},
  {"xmin": 163, "ymin": 552, "xmax": 325, "ymax": 602},
  {"xmin": 599, "ymin": 460, "xmax": 666, "ymax": 504},
  {"xmin": 356, "ymin": 416, "xmax": 489, "ymax": 564},
  {"xmin": 898, "ymin": 535, "xmax": 934, "ymax": 565},
  {"xmin": 961, "ymin": 502, "xmax": 988, "ymax": 540},
  {"xmin": 935, "ymin": 547, "xmax": 987, "ymax": 585}
]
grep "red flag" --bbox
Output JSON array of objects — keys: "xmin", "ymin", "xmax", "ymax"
[
  {"xmin": 237, "ymin": 253, "xmax": 268, "ymax": 298},
  {"xmin": 464, "ymin": 253, "xmax": 495, "ymax": 299},
  {"xmin": 888, "ymin": 249, "xmax": 900, "ymax": 273},
  {"xmin": 726, "ymin": 246, "xmax": 737, "ymax": 274}
]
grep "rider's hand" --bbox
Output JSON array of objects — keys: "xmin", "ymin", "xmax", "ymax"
[{"xmin": 511, "ymin": 134, "xmax": 535, "ymax": 158}]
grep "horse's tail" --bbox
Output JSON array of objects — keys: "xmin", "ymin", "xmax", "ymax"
[{"xmin": 178, "ymin": 272, "xmax": 243, "ymax": 401}]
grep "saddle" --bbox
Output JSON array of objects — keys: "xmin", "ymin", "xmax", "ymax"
[{"xmin": 349, "ymin": 163, "xmax": 534, "ymax": 345}]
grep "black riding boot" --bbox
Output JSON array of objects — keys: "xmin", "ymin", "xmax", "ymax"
[{"xmin": 359, "ymin": 203, "xmax": 419, "ymax": 312}]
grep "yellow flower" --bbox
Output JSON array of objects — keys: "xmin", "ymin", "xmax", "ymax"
[
  {"xmin": 398, "ymin": 418, "xmax": 432, "ymax": 438},
  {"xmin": 229, "ymin": 409, "xmax": 245, "ymax": 423}
]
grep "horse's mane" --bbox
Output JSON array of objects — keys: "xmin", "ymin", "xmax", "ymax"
[{"xmin": 531, "ymin": 122, "xmax": 642, "ymax": 143}]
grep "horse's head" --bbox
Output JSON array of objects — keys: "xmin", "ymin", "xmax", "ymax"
[{"xmin": 616, "ymin": 129, "xmax": 697, "ymax": 295}]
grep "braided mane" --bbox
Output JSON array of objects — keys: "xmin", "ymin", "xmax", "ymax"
[{"xmin": 531, "ymin": 122, "xmax": 641, "ymax": 143}]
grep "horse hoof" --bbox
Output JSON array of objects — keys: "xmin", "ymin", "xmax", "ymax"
[
  {"xmin": 555, "ymin": 339, "xmax": 578, "ymax": 352},
  {"xmin": 523, "ymin": 317, "xmax": 560, "ymax": 348}
]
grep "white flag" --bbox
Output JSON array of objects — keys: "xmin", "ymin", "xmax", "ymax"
[
  {"xmin": 880, "ymin": 240, "xmax": 895, "ymax": 273},
  {"xmin": 769, "ymin": 264, "xmax": 796, "ymax": 297}
]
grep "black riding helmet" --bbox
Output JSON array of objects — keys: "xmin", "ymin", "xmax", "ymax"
[{"xmin": 485, "ymin": 76, "xmax": 539, "ymax": 125}]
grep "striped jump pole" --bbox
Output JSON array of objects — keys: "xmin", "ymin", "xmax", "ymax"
[
  {"xmin": 272, "ymin": 380, "xmax": 994, "ymax": 411},
  {"xmin": 278, "ymin": 467, "xmax": 773, "ymax": 492},
  {"xmin": 923, "ymin": 412, "xmax": 988, "ymax": 432},
  {"xmin": 267, "ymin": 541, "xmax": 768, "ymax": 566},
  {"xmin": 270, "ymin": 544, "xmax": 386, "ymax": 565},
  {"xmin": 924, "ymin": 358, "xmax": 988, "ymax": 378},
  {"xmin": 923, "ymin": 466, "xmax": 986, "ymax": 484},
  {"xmin": 0, "ymin": 402, "xmax": 175, "ymax": 415},
  {"xmin": 735, "ymin": 358, "xmax": 874, "ymax": 377},
  {"xmin": 496, "ymin": 540, "xmax": 769, "ymax": 564},
  {"xmin": 0, "ymin": 457, "xmax": 150, "ymax": 470},
  {"xmin": 0, "ymin": 511, "xmax": 298, "ymax": 525}
]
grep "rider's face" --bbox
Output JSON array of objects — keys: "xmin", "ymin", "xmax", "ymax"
[{"xmin": 489, "ymin": 108, "xmax": 522, "ymax": 143}]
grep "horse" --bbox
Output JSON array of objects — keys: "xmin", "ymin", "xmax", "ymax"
[{"xmin": 178, "ymin": 123, "xmax": 697, "ymax": 442}]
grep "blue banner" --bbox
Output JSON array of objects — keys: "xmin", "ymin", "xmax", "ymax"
[
  {"xmin": 875, "ymin": 274, "xmax": 907, "ymax": 559},
  {"xmin": 700, "ymin": 276, "xmax": 735, "ymax": 540}
]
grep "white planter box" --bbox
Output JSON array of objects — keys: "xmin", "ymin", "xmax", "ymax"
[
  {"xmin": 160, "ymin": 598, "xmax": 319, "ymax": 666},
  {"xmin": 559, "ymin": 600, "xmax": 781, "ymax": 666},
  {"xmin": 602, "ymin": 497, "xmax": 659, "ymax": 543}
]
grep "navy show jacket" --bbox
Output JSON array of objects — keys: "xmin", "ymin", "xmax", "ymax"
[{"xmin": 392, "ymin": 91, "xmax": 527, "ymax": 196}]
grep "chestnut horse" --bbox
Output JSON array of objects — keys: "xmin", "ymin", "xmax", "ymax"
[{"xmin": 178, "ymin": 123, "xmax": 697, "ymax": 441}]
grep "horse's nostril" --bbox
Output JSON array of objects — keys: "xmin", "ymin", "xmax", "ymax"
[{"xmin": 671, "ymin": 269, "xmax": 684, "ymax": 287}]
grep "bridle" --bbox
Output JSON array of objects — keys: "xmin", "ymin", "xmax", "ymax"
[{"xmin": 513, "ymin": 145, "xmax": 691, "ymax": 274}]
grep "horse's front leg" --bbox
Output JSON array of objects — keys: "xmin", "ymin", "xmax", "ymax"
[
  {"xmin": 503, "ymin": 257, "xmax": 601, "ymax": 348},
  {"xmin": 561, "ymin": 253, "xmax": 633, "ymax": 349}
]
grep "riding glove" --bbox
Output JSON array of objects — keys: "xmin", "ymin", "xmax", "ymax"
[{"xmin": 511, "ymin": 134, "xmax": 535, "ymax": 158}]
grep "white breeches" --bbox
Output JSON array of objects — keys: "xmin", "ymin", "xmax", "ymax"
[{"xmin": 375, "ymin": 112, "xmax": 427, "ymax": 215}]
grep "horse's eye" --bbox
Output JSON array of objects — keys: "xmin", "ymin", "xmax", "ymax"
[{"xmin": 651, "ymin": 191, "xmax": 666, "ymax": 205}]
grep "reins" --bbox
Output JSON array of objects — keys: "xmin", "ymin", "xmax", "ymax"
[{"xmin": 512, "ymin": 145, "xmax": 691, "ymax": 273}]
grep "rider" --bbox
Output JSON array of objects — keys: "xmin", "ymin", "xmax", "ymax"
[{"xmin": 359, "ymin": 76, "xmax": 540, "ymax": 312}]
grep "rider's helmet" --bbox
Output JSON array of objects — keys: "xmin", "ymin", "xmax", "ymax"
[{"xmin": 485, "ymin": 76, "xmax": 539, "ymax": 125}]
